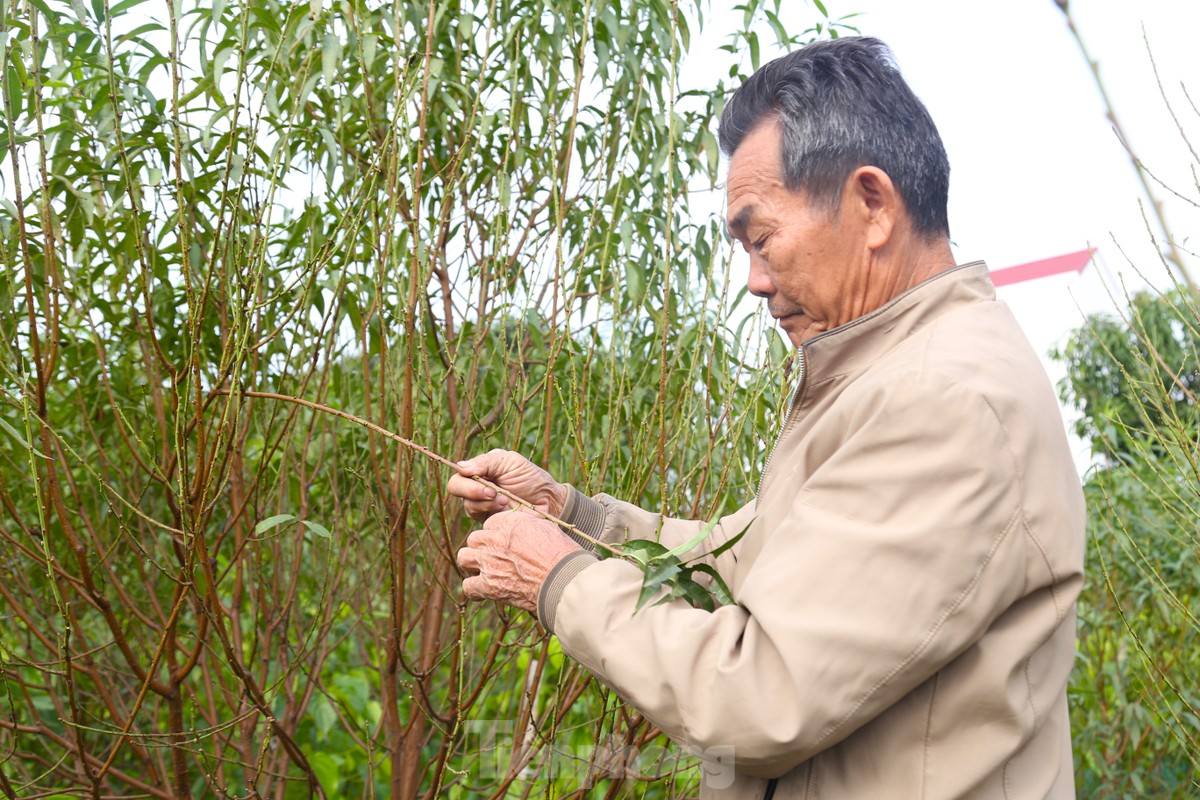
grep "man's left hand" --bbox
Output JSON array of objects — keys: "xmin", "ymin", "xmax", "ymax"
[{"xmin": 456, "ymin": 510, "xmax": 583, "ymax": 614}]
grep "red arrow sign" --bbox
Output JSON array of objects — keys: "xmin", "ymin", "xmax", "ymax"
[{"xmin": 990, "ymin": 249, "xmax": 1095, "ymax": 287}]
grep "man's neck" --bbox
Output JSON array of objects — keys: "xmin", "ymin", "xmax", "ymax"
[{"xmin": 883, "ymin": 231, "xmax": 957, "ymax": 296}]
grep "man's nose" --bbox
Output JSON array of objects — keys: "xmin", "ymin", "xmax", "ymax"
[{"xmin": 746, "ymin": 257, "xmax": 774, "ymax": 299}]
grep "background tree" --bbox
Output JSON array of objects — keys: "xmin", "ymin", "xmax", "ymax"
[
  {"xmin": 1051, "ymin": 14, "xmax": 1200, "ymax": 792},
  {"xmin": 1058, "ymin": 289, "xmax": 1200, "ymax": 797},
  {"xmin": 0, "ymin": 0, "xmax": 851, "ymax": 796},
  {"xmin": 1057, "ymin": 288, "xmax": 1200, "ymax": 464}
]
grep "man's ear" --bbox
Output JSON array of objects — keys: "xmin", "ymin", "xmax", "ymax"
[{"xmin": 845, "ymin": 166, "xmax": 897, "ymax": 251}]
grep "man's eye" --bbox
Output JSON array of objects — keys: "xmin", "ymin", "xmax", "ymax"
[{"xmin": 753, "ymin": 236, "xmax": 769, "ymax": 252}]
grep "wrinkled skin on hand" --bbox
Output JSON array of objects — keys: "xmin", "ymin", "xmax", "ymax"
[
  {"xmin": 455, "ymin": 510, "xmax": 582, "ymax": 614},
  {"xmin": 447, "ymin": 449, "xmax": 568, "ymax": 522}
]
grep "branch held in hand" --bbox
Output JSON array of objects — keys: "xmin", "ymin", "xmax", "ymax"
[
  {"xmin": 214, "ymin": 388, "xmax": 606, "ymax": 550},
  {"xmin": 215, "ymin": 388, "xmax": 743, "ymax": 611}
]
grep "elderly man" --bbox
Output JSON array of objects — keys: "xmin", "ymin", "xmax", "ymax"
[{"xmin": 450, "ymin": 37, "xmax": 1084, "ymax": 799}]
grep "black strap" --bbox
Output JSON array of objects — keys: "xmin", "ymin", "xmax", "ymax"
[{"xmin": 764, "ymin": 778, "xmax": 778, "ymax": 800}]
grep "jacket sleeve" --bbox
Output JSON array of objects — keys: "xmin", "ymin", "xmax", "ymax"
[
  {"xmin": 539, "ymin": 489, "xmax": 757, "ymax": 632},
  {"xmin": 546, "ymin": 375, "xmax": 1039, "ymax": 777},
  {"xmin": 559, "ymin": 485, "xmax": 757, "ymax": 562}
]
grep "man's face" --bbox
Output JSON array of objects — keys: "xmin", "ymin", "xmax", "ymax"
[{"xmin": 725, "ymin": 121, "xmax": 869, "ymax": 347}]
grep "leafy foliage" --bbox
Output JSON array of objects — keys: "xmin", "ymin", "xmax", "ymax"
[
  {"xmin": 623, "ymin": 517, "xmax": 748, "ymax": 612},
  {"xmin": 1055, "ymin": 288, "xmax": 1200, "ymax": 463},
  {"xmin": 0, "ymin": 0, "xmax": 845, "ymax": 795},
  {"xmin": 1059, "ymin": 289, "xmax": 1200, "ymax": 797}
]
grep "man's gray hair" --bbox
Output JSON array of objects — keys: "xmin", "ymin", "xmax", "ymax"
[{"xmin": 718, "ymin": 36, "xmax": 951, "ymax": 238}]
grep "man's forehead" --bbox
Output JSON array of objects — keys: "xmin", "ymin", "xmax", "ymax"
[
  {"xmin": 727, "ymin": 120, "xmax": 783, "ymax": 178},
  {"xmin": 723, "ymin": 130, "xmax": 786, "ymax": 237}
]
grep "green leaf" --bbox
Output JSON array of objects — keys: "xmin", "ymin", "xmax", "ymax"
[
  {"xmin": 254, "ymin": 513, "xmax": 296, "ymax": 534},
  {"xmin": 119, "ymin": 22, "xmax": 167, "ymax": 41},
  {"xmin": 635, "ymin": 561, "xmax": 680, "ymax": 611},
  {"xmin": 7, "ymin": 61, "xmax": 25, "ymax": 121},
  {"xmin": 0, "ymin": 417, "xmax": 47, "ymax": 459},
  {"xmin": 210, "ymin": 45, "xmax": 231, "ymax": 103},
  {"xmin": 498, "ymin": 173, "xmax": 510, "ymax": 208},
  {"xmin": 108, "ymin": 0, "xmax": 145, "ymax": 14},
  {"xmin": 621, "ymin": 538, "xmax": 669, "ymax": 566},
  {"xmin": 26, "ymin": 0, "xmax": 58, "ymax": 24},
  {"xmin": 701, "ymin": 128, "xmax": 719, "ymax": 180},
  {"xmin": 663, "ymin": 515, "xmax": 720, "ymax": 560},
  {"xmin": 624, "ymin": 259, "xmax": 645, "ymax": 307},
  {"xmin": 688, "ymin": 564, "xmax": 736, "ymax": 607},
  {"xmin": 764, "ymin": 10, "xmax": 789, "ymax": 45},
  {"xmin": 332, "ymin": 671, "xmax": 370, "ymax": 713},
  {"xmin": 310, "ymin": 692, "xmax": 336, "ymax": 737},
  {"xmin": 684, "ymin": 579, "xmax": 717, "ymax": 613},
  {"xmin": 303, "ymin": 519, "xmax": 332, "ymax": 539},
  {"xmin": 321, "ymin": 32, "xmax": 340, "ymax": 86},
  {"xmin": 704, "ymin": 519, "xmax": 753, "ymax": 562},
  {"xmin": 362, "ymin": 32, "xmax": 376, "ymax": 66},
  {"xmin": 309, "ymin": 752, "xmax": 341, "ymax": 793},
  {"xmin": 656, "ymin": 574, "xmax": 715, "ymax": 613}
]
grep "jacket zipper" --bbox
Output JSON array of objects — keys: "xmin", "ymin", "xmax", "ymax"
[
  {"xmin": 756, "ymin": 347, "xmax": 806, "ymax": 499},
  {"xmin": 757, "ymin": 350, "xmax": 805, "ymax": 800}
]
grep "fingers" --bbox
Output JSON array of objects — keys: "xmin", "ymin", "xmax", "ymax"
[
  {"xmin": 452, "ymin": 452, "xmax": 492, "ymax": 477},
  {"xmin": 464, "ymin": 526, "xmax": 510, "ymax": 557},
  {"xmin": 448, "ymin": 474, "xmax": 506, "ymax": 523},
  {"xmin": 449, "ymin": 450, "xmax": 524, "ymax": 521},
  {"xmin": 456, "ymin": 513, "xmax": 570, "ymax": 615},
  {"xmin": 461, "ymin": 574, "xmax": 486, "ymax": 601},
  {"xmin": 460, "ymin": 522, "xmax": 518, "ymax": 577},
  {"xmin": 457, "ymin": 537, "xmax": 501, "ymax": 602},
  {"xmin": 455, "ymin": 448, "xmax": 521, "ymax": 479},
  {"xmin": 456, "ymin": 547, "xmax": 476, "ymax": 572},
  {"xmin": 456, "ymin": 545, "xmax": 481, "ymax": 575},
  {"xmin": 467, "ymin": 497, "xmax": 509, "ymax": 523},
  {"xmin": 448, "ymin": 449, "xmax": 566, "ymax": 523},
  {"xmin": 481, "ymin": 510, "xmax": 531, "ymax": 533},
  {"xmin": 447, "ymin": 470, "xmax": 494, "ymax": 501}
]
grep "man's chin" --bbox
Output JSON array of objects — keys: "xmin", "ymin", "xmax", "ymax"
[{"xmin": 779, "ymin": 315, "xmax": 817, "ymax": 346}]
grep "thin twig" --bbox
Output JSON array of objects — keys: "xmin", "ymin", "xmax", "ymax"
[
  {"xmin": 1056, "ymin": 7, "xmax": 1196, "ymax": 290},
  {"xmin": 214, "ymin": 389, "xmax": 607, "ymax": 550}
]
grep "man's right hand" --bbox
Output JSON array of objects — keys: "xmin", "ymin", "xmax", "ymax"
[{"xmin": 448, "ymin": 449, "xmax": 568, "ymax": 522}]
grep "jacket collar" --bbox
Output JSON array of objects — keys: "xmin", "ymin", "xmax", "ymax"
[{"xmin": 799, "ymin": 261, "xmax": 996, "ymax": 386}]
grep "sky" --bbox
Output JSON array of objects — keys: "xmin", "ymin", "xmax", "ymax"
[{"xmin": 682, "ymin": 0, "xmax": 1200, "ymax": 472}]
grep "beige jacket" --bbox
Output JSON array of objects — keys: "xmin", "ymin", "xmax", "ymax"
[{"xmin": 538, "ymin": 263, "xmax": 1085, "ymax": 799}]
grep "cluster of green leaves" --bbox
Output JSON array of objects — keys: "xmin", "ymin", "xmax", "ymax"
[
  {"xmin": 624, "ymin": 518, "xmax": 748, "ymax": 612},
  {"xmin": 1056, "ymin": 289, "xmax": 1200, "ymax": 464}
]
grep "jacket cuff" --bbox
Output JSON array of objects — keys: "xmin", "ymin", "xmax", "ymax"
[
  {"xmin": 559, "ymin": 485, "xmax": 607, "ymax": 550},
  {"xmin": 538, "ymin": 550, "xmax": 600, "ymax": 633}
]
